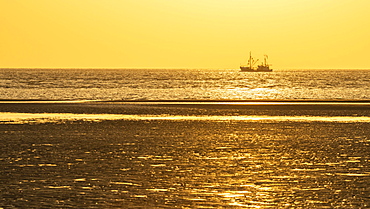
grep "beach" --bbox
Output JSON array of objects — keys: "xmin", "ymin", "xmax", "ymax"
[
  {"xmin": 2, "ymin": 0, "xmax": 370, "ymax": 207},
  {"xmin": 1, "ymin": 101, "xmax": 369, "ymax": 208}
]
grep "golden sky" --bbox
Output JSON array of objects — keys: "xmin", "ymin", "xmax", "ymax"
[{"xmin": 1, "ymin": 0, "xmax": 370, "ymax": 69}]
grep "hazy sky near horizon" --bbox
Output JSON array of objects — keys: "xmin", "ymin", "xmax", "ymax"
[{"xmin": 1, "ymin": 0, "xmax": 370, "ymax": 69}]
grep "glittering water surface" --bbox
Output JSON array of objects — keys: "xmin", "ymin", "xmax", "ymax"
[
  {"xmin": 1, "ymin": 119, "xmax": 369, "ymax": 208},
  {"xmin": 1, "ymin": 69, "xmax": 370, "ymax": 100},
  {"xmin": 1, "ymin": 68, "xmax": 370, "ymax": 208},
  {"xmin": 2, "ymin": 112, "xmax": 370, "ymax": 124}
]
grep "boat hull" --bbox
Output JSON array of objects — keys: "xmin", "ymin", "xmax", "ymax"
[{"xmin": 240, "ymin": 66, "xmax": 272, "ymax": 72}]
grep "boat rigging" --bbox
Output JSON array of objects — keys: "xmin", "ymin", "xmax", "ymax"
[{"xmin": 240, "ymin": 52, "xmax": 272, "ymax": 72}]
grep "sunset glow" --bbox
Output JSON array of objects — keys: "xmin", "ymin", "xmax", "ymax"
[{"xmin": 1, "ymin": 0, "xmax": 369, "ymax": 69}]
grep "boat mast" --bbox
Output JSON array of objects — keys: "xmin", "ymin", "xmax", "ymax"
[{"xmin": 249, "ymin": 51, "xmax": 252, "ymax": 69}]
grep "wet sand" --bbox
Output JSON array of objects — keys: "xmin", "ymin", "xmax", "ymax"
[
  {"xmin": 1, "ymin": 100, "xmax": 370, "ymax": 116},
  {"xmin": 1, "ymin": 101, "xmax": 370, "ymax": 208}
]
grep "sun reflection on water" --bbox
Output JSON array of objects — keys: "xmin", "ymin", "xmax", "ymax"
[{"xmin": 1, "ymin": 112, "xmax": 370, "ymax": 124}]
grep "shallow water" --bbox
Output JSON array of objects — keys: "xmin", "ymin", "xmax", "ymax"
[
  {"xmin": 1, "ymin": 119, "xmax": 369, "ymax": 208},
  {"xmin": 2, "ymin": 112, "xmax": 370, "ymax": 124}
]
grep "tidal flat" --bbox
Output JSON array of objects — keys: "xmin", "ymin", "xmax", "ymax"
[{"xmin": 0, "ymin": 102, "xmax": 369, "ymax": 208}]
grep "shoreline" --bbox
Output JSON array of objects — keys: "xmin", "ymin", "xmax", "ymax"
[
  {"xmin": 1, "ymin": 99, "xmax": 370, "ymax": 102},
  {"xmin": 1, "ymin": 100, "xmax": 370, "ymax": 117},
  {"xmin": 1, "ymin": 99, "xmax": 370, "ymax": 105}
]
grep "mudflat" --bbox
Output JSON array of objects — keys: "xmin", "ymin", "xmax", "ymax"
[{"xmin": 0, "ymin": 101, "xmax": 369, "ymax": 208}]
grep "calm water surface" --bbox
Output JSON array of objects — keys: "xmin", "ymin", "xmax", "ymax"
[{"xmin": 1, "ymin": 69, "xmax": 369, "ymax": 100}]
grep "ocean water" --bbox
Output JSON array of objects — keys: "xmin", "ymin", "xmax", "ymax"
[
  {"xmin": 1, "ymin": 68, "xmax": 370, "ymax": 101},
  {"xmin": 1, "ymin": 69, "xmax": 370, "ymax": 208}
]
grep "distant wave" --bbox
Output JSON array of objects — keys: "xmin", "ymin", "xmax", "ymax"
[{"xmin": 1, "ymin": 99, "xmax": 370, "ymax": 103}]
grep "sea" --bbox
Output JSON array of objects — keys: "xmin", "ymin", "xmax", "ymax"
[
  {"xmin": 1, "ymin": 68, "xmax": 369, "ymax": 101},
  {"xmin": 1, "ymin": 69, "xmax": 370, "ymax": 208}
]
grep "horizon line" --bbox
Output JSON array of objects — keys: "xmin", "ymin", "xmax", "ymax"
[{"xmin": 1, "ymin": 67, "xmax": 370, "ymax": 70}]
